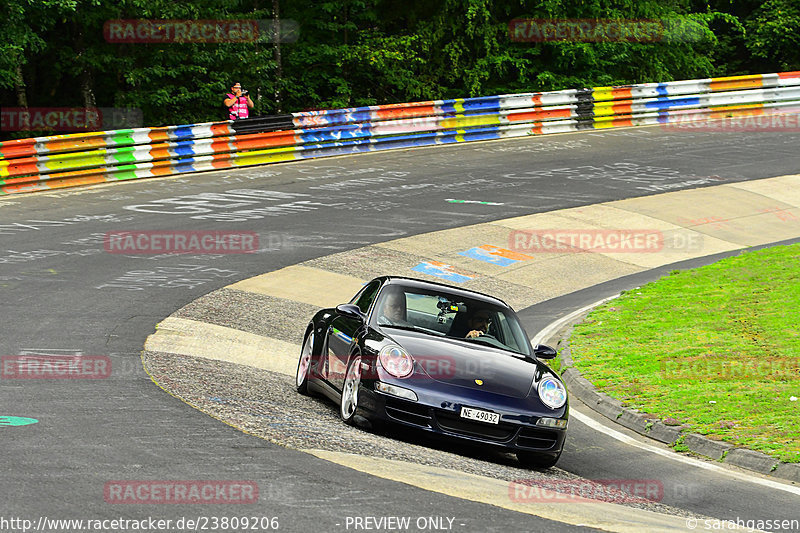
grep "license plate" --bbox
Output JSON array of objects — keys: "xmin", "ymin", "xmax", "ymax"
[{"xmin": 460, "ymin": 406, "xmax": 500, "ymax": 425}]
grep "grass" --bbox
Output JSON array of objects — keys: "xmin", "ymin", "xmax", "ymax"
[{"xmin": 567, "ymin": 243, "xmax": 800, "ymax": 463}]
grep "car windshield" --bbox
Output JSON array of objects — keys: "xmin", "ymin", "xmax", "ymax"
[{"xmin": 373, "ymin": 286, "xmax": 532, "ymax": 356}]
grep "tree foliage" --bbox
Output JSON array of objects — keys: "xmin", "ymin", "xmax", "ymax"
[{"xmin": 1, "ymin": 0, "xmax": 797, "ymax": 138}]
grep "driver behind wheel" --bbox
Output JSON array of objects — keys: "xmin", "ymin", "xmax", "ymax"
[{"xmin": 465, "ymin": 309, "xmax": 492, "ymax": 338}]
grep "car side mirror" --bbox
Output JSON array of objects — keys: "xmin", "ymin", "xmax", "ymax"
[
  {"xmin": 533, "ymin": 344, "xmax": 557, "ymax": 359},
  {"xmin": 336, "ymin": 303, "xmax": 365, "ymax": 321}
]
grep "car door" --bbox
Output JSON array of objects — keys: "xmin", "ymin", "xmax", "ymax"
[{"xmin": 326, "ymin": 280, "xmax": 381, "ymax": 393}]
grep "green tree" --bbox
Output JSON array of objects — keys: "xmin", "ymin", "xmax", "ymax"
[
  {"xmin": 1, "ymin": 0, "xmax": 797, "ymax": 138},
  {"xmin": 0, "ymin": 0, "xmax": 77, "ymax": 107},
  {"xmin": 746, "ymin": 0, "xmax": 800, "ymax": 71}
]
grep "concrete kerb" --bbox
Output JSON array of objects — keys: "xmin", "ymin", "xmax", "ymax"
[
  {"xmin": 541, "ymin": 298, "xmax": 799, "ymax": 484},
  {"xmin": 683, "ymin": 434, "xmax": 733, "ymax": 461}
]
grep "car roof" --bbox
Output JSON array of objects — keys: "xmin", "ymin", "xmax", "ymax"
[{"xmin": 376, "ymin": 276, "xmax": 511, "ymax": 309}]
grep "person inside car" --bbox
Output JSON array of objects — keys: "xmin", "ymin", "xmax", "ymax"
[
  {"xmin": 377, "ymin": 290, "xmax": 413, "ymax": 327},
  {"xmin": 465, "ymin": 309, "xmax": 492, "ymax": 338}
]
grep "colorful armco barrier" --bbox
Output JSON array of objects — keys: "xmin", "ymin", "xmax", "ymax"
[{"xmin": 2, "ymin": 72, "xmax": 799, "ymax": 194}]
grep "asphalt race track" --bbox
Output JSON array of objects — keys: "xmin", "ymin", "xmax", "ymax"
[{"xmin": 2, "ymin": 125, "xmax": 799, "ymax": 532}]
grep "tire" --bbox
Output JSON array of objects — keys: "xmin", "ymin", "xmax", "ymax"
[
  {"xmin": 516, "ymin": 450, "xmax": 561, "ymax": 469},
  {"xmin": 339, "ymin": 355, "xmax": 362, "ymax": 425},
  {"xmin": 296, "ymin": 332, "xmax": 314, "ymax": 395}
]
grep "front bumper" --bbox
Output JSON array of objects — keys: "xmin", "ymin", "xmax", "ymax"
[{"xmin": 358, "ymin": 386, "xmax": 567, "ymax": 455}]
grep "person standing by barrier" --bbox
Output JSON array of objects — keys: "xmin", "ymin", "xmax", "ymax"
[{"xmin": 223, "ymin": 82, "xmax": 254, "ymax": 120}]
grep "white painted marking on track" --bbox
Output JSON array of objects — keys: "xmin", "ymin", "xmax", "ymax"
[
  {"xmin": 533, "ymin": 297, "xmax": 800, "ymax": 497},
  {"xmin": 569, "ymin": 408, "xmax": 800, "ymax": 496}
]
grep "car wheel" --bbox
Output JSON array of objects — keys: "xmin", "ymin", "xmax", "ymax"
[
  {"xmin": 340, "ymin": 355, "xmax": 362, "ymax": 425},
  {"xmin": 516, "ymin": 450, "xmax": 561, "ymax": 469},
  {"xmin": 296, "ymin": 332, "xmax": 314, "ymax": 395}
]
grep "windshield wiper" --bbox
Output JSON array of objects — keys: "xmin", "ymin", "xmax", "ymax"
[
  {"xmin": 380, "ymin": 323, "xmax": 445, "ymax": 336},
  {"xmin": 461, "ymin": 335, "xmax": 528, "ymax": 357},
  {"xmin": 379, "ymin": 323, "xmax": 422, "ymax": 332}
]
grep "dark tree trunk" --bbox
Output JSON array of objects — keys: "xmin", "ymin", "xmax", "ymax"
[
  {"xmin": 15, "ymin": 63, "xmax": 29, "ymax": 108},
  {"xmin": 273, "ymin": 0, "xmax": 282, "ymax": 113},
  {"xmin": 81, "ymin": 69, "xmax": 96, "ymax": 109},
  {"xmin": 74, "ymin": 19, "xmax": 96, "ymax": 109}
]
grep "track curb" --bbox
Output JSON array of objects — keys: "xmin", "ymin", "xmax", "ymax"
[{"xmin": 542, "ymin": 303, "xmax": 800, "ymax": 484}]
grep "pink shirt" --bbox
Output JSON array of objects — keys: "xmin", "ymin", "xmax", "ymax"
[{"xmin": 227, "ymin": 94, "xmax": 249, "ymax": 120}]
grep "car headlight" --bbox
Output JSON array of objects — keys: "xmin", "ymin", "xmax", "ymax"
[
  {"xmin": 538, "ymin": 375, "xmax": 567, "ymax": 409},
  {"xmin": 379, "ymin": 345, "xmax": 413, "ymax": 378}
]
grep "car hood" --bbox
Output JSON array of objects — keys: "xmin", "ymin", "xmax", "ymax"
[{"xmin": 386, "ymin": 330, "xmax": 539, "ymax": 398}]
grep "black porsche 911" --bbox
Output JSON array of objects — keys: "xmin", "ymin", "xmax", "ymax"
[{"xmin": 295, "ymin": 276, "xmax": 568, "ymax": 468}]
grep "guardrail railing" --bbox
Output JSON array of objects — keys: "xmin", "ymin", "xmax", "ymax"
[{"xmin": 2, "ymin": 71, "xmax": 798, "ymax": 195}]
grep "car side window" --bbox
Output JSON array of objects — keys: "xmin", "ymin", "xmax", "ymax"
[
  {"xmin": 495, "ymin": 314, "xmax": 520, "ymax": 352},
  {"xmin": 352, "ymin": 280, "xmax": 382, "ymax": 314}
]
